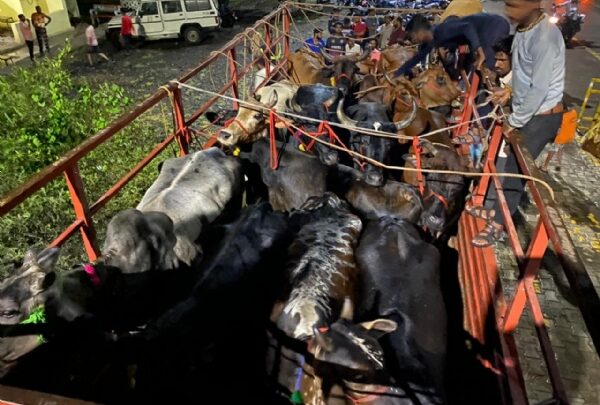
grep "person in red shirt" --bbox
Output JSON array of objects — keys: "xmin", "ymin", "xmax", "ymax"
[
  {"xmin": 387, "ymin": 18, "xmax": 406, "ymax": 47},
  {"xmin": 352, "ymin": 15, "xmax": 367, "ymax": 43},
  {"xmin": 120, "ymin": 9, "xmax": 135, "ymax": 50}
]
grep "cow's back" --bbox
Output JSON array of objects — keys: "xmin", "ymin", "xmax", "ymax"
[
  {"xmin": 138, "ymin": 148, "xmax": 243, "ymax": 264},
  {"xmin": 356, "ymin": 217, "xmax": 446, "ymax": 396}
]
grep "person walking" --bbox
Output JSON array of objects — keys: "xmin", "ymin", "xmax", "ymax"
[
  {"xmin": 17, "ymin": 14, "xmax": 35, "ymax": 62},
  {"xmin": 31, "ymin": 6, "xmax": 51, "ymax": 56},
  {"xmin": 120, "ymin": 9, "xmax": 135, "ymax": 50},
  {"xmin": 469, "ymin": 0, "xmax": 565, "ymax": 247},
  {"xmin": 85, "ymin": 23, "xmax": 112, "ymax": 66}
]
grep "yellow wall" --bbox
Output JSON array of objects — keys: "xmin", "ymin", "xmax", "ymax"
[{"xmin": 2, "ymin": 0, "xmax": 73, "ymax": 44}]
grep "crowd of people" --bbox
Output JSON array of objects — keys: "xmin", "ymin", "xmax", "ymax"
[{"xmin": 304, "ymin": 7, "xmax": 409, "ymax": 57}]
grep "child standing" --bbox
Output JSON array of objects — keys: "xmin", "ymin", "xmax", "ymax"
[{"xmin": 85, "ymin": 23, "xmax": 112, "ymax": 66}]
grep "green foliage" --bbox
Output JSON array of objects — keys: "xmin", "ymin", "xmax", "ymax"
[
  {"xmin": 0, "ymin": 43, "xmax": 172, "ymax": 277},
  {"xmin": 0, "ymin": 43, "xmax": 130, "ymax": 192}
]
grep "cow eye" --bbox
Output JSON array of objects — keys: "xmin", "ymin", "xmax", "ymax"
[
  {"xmin": 436, "ymin": 76, "xmax": 446, "ymax": 86},
  {"xmin": 253, "ymin": 113, "xmax": 263, "ymax": 120}
]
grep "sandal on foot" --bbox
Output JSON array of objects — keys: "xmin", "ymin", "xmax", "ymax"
[
  {"xmin": 471, "ymin": 222, "xmax": 506, "ymax": 248},
  {"xmin": 465, "ymin": 205, "xmax": 495, "ymax": 222}
]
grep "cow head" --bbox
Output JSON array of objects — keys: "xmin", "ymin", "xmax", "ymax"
[
  {"xmin": 337, "ymin": 99, "xmax": 417, "ymax": 187},
  {"xmin": 217, "ymin": 91, "xmax": 278, "ymax": 146},
  {"xmin": 0, "ymin": 248, "xmax": 60, "ymax": 374},
  {"xmin": 412, "ymin": 66, "xmax": 461, "ymax": 109},
  {"xmin": 286, "ymin": 85, "xmax": 341, "ymax": 166},
  {"xmin": 309, "ymin": 299, "xmax": 397, "ymax": 375},
  {"xmin": 321, "ymin": 50, "xmax": 367, "ymax": 95},
  {"xmin": 101, "ymin": 209, "xmax": 180, "ymax": 274},
  {"xmin": 403, "ymin": 141, "xmax": 468, "ymax": 234}
]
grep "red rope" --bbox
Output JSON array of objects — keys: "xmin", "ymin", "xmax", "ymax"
[
  {"xmin": 412, "ymin": 136, "xmax": 425, "ymax": 195},
  {"xmin": 269, "ymin": 111, "xmax": 279, "ymax": 170}
]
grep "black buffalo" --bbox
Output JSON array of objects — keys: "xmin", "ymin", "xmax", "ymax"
[
  {"xmin": 336, "ymin": 99, "xmax": 417, "ymax": 187},
  {"xmin": 310, "ymin": 217, "xmax": 447, "ymax": 404}
]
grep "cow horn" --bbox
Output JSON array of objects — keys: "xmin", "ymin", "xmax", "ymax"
[
  {"xmin": 383, "ymin": 70, "xmax": 395, "ymax": 86},
  {"xmin": 323, "ymin": 91, "xmax": 339, "ymax": 109},
  {"xmin": 320, "ymin": 47, "xmax": 335, "ymax": 63},
  {"xmin": 419, "ymin": 139, "xmax": 438, "ymax": 156},
  {"xmin": 393, "ymin": 97, "xmax": 418, "ymax": 130},
  {"xmin": 287, "ymin": 96, "xmax": 303, "ymax": 113},
  {"xmin": 266, "ymin": 90, "xmax": 278, "ymax": 109},
  {"xmin": 336, "ymin": 99, "xmax": 359, "ymax": 128},
  {"xmin": 340, "ymin": 297, "xmax": 353, "ymax": 320}
]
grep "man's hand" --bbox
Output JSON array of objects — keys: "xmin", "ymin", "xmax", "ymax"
[
  {"xmin": 490, "ymin": 88, "xmax": 511, "ymax": 106},
  {"xmin": 474, "ymin": 47, "xmax": 486, "ymax": 71}
]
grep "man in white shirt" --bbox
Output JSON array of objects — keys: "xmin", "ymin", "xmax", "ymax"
[
  {"xmin": 345, "ymin": 36, "xmax": 362, "ymax": 57},
  {"xmin": 470, "ymin": 0, "xmax": 565, "ymax": 247}
]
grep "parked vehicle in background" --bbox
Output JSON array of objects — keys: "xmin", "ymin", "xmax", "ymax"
[
  {"xmin": 105, "ymin": 0, "xmax": 222, "ymax": 47},
  {"xmin": 549, "ymin": 0, "xmax": 585, "ymax": 47}
]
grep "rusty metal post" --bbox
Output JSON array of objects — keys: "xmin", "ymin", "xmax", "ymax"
[
  {"xmin": 228, "ymin": 48, "xmax": 240, "ymax": 111},
  {"xmin": 264, "ymin": 23, "xmax": 272, "ymax": 78},
  {"xmin": 168, "ymin": 82, "xmax": 190, "ymax": 156},
  {"xmin": 283, "ymin": 7, "xmax": 290, "ymax": 60},
  {"xmin": 64, "ymin": 164, "xmax": 100, "ymax": 262}
]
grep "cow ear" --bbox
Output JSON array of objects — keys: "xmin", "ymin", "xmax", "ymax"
[
  {"xmin": 31, "ymin": 271, "xmax": 56, "ymax": 296},
  {"xmin": 22, "ymin": 249, "xmax": 38, "ymax": 269},
  {"xmin": 360, "ymin": 319, "xmax": 397, "ymax": 333},
  {"xmin": 35, "ymin": 247, "xmax": 60, "ymax": 273}
]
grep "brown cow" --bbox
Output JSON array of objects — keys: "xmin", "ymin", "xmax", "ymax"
[
  {"xmin": 356, "ymin": 45, "xmax": 417, "ymax": 75},
  {"xmin": 412, "ymin": 65, "xmax": 461, "ymax": 109}
]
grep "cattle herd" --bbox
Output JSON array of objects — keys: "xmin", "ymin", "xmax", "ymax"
[{"xmin": 0, "ymin": 44, "xmax": 489, "ymax": 404}]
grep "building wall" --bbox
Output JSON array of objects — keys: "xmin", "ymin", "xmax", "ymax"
[{"xmin": 3, "ymin": 0, "xmax": 74, "ymax": 45}]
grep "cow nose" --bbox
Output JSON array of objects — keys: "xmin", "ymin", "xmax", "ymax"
[
  {"xmin": 426, "ymin": 214, "xmax": 444, "ymax": 229},
  {"xmin": 219, "ymin": 131, "xmax": 232, "ymax": 141},
  {"xmin": 324, "ymin": 150, "xmax": 338, "ymax": 165},
  {"xmin": 365, "ymin": 171, "xmax": 384, "ymax": 187}
]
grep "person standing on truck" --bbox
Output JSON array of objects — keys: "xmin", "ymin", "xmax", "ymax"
[
  {"xmin": 85, "ymin": 23, "xmax": 112, "ymax": 66},
  {"xmin": 17, "ymin": 14, "xmax": 35, "ymax": 62},
  {"xmin": 31, "ymin": 6, "xmax": 51, "ymax": 56},
  {"xmin": 469, "ymin": 0, "xmax": 565, "ymax": 247},
  {"xmin": 394, "ymin": 13, "xmax": 510, "ymax": 77},
  {"xmin": 120, "ymin": 9, "xmax": 135, "ymax": 50}
]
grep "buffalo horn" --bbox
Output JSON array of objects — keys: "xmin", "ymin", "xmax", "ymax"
[
  {"xmin": 340, "ymin": 297, "xmax": 354, "ymax": 320},
  {"xmin": 266, "ymin": 90, "xmax": 278, "ymax": 109},
  {"xmin": 419, "ymin": 139, "xmax": 438, "ymax": 156},
  {"xmin": 393, "ymin": 97, "xmax": 418, "ymax": 130},
  {"xmin": 336, "ymin": 99, "xmax": 359, "ymax": 128},
  {"xmin": 320, "ymin": 47, "xmax": 335, "ymax": 63},
  {"xmin": 383, "ymin": 70, "xmax": 396, "ymax": 86},
  {"xmin": 323, "ymin": 91, "xmax": 339, "ymax": 109}
]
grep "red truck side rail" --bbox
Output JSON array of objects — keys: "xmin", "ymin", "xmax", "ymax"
[{"xmin": 0, "ymin": 3, "xmax": 599, "ymax": 404}]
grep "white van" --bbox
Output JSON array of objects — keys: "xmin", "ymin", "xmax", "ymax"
[{"xmin": 106, "ymin": 0, "xmax": 221, "ymax": 46}]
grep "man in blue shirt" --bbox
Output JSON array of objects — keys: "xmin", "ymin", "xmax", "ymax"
[
  {"xmin": 394, "ymin": 13, "xmax": 510, "ymax": 77},
  {"xmin": 305, "ymin": 28, "xmax": 325, "ymax": 54}
]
